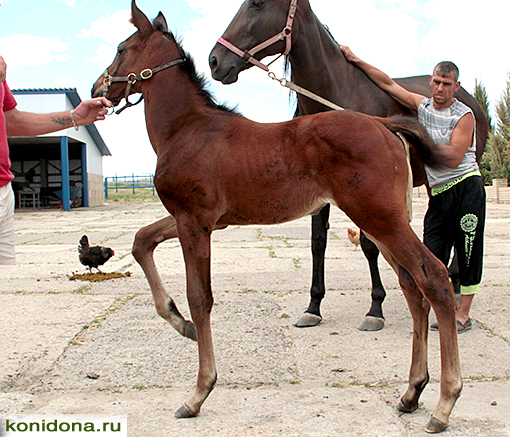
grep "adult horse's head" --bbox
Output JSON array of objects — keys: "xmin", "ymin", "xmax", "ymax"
[
  {"xmin": 91, "ymin": 0, "xmax": 181, "ymax": 108},
  {"xmin": 209, "ymin": 0, "xmax": 301, "ymax": 84}
]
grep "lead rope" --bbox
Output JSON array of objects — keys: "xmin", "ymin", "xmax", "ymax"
[{"xmin": 267, "ymin": 72, "xmax": 344, "ymax": 111}]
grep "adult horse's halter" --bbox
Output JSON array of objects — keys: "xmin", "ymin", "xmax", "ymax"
[
  {"xmin": 102, "ymin": 58, "xmax": 186, "ymax": 114},
  {"xmin": 217, "ymin": 0, "xmax": 298, "ymax": 72},
  {"xmin": 216, "ymin": 0, "xmax": 343, "ymax": 112}
]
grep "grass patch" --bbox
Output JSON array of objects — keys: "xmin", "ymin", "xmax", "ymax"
[{"xmin": 105, "ymin": 188, "xmax": 159, "ymax": 204}]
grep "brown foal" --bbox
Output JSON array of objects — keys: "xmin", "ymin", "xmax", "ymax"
[{"xmin": 91, "ymin": 1, "xmax": 461, "ymax": 432}]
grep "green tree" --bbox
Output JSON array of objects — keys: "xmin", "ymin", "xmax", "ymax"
[
  {"xmin": 476, "ymin": 75, "xmax": 510, "ymax": 183},
  {"xmin": 494, "ymin": 73, "xmax": 510, "ymax": 145},
  {"xmin": 473, "ymin": 78, "xmax": 492, "ymax": 131}
]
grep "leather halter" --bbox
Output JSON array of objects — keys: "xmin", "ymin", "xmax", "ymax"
[
  {"xmin": 102, "ymin": 58, "xmax": 186, "ymax": 114},
  {"xmin": 217, "ymin": 0, "xmax": 298, "ymax": 72}
]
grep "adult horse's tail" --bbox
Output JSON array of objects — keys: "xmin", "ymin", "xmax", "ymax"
[{"xmin": 381, "ymin": 116, "xmax": 441, "ymax": 168}]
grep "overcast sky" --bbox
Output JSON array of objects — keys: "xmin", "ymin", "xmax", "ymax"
[{"xmin": 1, "ymin": 0, "xmax": 509, "ymax": 176}]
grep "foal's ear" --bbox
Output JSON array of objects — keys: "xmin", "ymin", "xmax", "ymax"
[
  {"xmin": 153, "ymin": 12, "xmax": 168, "ymax": 33},
  {"xmin": 131, "ymin": 0, "xmax": 153, "ymax": 38}
]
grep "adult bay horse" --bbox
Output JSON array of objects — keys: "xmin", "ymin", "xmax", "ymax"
[
  {"xmin": 209, "ymin": 0, "xmax": 489, "ymax": 330},
  {"xmin": 92, "ymin": 1, "xmax": 461, "ymax": 432}
]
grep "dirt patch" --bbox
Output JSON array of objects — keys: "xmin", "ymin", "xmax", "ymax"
[{"xmin": 68, "ymin": 271, "xmax": 132, "ymax": 282}]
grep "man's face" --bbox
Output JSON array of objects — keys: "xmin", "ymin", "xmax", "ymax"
[{"xmin": 429, "ymin": 72, "xmax": 460, "ymax": 108}]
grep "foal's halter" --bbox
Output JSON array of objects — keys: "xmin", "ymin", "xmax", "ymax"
[
  {"xmin": 102, "ymin": 58, "xmax": 186, "ymax": 114},
  {"xmin": 217, "ymin": 0, "xmax": 298, "ymax": 72}
]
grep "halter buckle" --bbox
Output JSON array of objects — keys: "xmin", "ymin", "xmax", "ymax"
[{"xmin": 140, "ymin": 68, "xmax": 153, "ymax": 79}]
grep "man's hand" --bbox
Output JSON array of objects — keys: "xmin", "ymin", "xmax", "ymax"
[
  {"xmin": 72, "ymin": 97, "xmax": 112, "ymax": 126},
  {"xmin": 0, "ymin": 56, "xmax": 7, "ymax": 83},
  {"xmin": 339, "ymin": 46, "xmax": 360, "ymax": 64}
]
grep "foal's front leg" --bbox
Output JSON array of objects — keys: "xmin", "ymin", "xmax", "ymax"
[
  {"xmin": 132, "ymin": 215, "xmax": 197, "ymax": 340},
  {"xmin": 174, "ymin": 215, "xmax": 217, "ymax": 418}
]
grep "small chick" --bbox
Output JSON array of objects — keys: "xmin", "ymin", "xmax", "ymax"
[{"xmin": 347, "ymin": 228, "xmax": 361, "ymax": 250}]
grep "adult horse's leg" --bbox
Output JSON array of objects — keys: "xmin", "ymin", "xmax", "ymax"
[
  {"xmin": 174, "ymin": 214, "xmax": 217, "ymax": 418},
  {"xmin": 132, "ymin": 216, "xmax": 197, "ymax": 341},
  {"xmin": 448, "ymin": 249, "xmax": 461, "ymax": 296},
  {"xmin": 358, "ymin": 230, "xmax": 386, "ymax": 331},
  {"xmin": 296, "ymin": 203, "xmax": 330, "ymax": 327}
]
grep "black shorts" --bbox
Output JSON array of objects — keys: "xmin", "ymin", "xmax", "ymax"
[{"xmin": 423, "ymin": 175, "xmax": 486, "ymax": 294}]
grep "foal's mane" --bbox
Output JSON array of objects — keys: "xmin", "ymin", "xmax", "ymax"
[{"xmin": 161, "ymin": 28, "xmax": 239, "ymax": 115}]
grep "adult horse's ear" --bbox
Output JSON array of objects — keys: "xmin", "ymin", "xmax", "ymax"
[
  {"xmin": 131, "ymin": 0, "xmax": 153, "ymax": 38},
  {"xmin": 153, "ymin": 12, "xmax": 168, "ymax": 33}
]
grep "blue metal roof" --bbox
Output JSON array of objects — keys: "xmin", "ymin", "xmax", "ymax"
[{"xmin": 11, "ymin": 88, "xmax": 111, "ymax": 156}]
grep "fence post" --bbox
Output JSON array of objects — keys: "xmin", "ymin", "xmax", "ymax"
[{"xmin": 104, "ymin": 177, "xmax": 109, "ymax": 200}]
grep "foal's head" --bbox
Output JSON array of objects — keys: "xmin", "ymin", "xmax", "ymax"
[
  {"xmin": 91, "ymin": 0, "xmax": 236, "ymax": 114},
  {"xmin": 91, "ymin": 0, "xmax": 183, "ymax": 105}
]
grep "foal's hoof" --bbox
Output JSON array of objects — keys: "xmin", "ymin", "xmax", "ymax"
[
  {"xmin": 396, "ymin": 400, "xmax": 418, "ymax": 414},
  {"xmin": 425, "ymin": 416, "xmax": 448, "ymax": 434},
  {"xmin": 175, "ymin": 403, "xmax": 198, "ymax": 419},
  {"xmin": 184, "ymin": 321, "xmax": 197, "ymax": 342},
  {"xmin": 295, "ymin": 313, "xmax": 322, "ymax": 327},
  {"xmin": 358, "ymin": 316, "xmax": 385, "ymax": 331}
]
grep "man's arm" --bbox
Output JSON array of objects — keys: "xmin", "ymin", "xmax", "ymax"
[
  {"xmin": 5, "ymin": 97, "xmax": 112, "ymax": 137},
  {"xmin": 340, "ymin": 46, "xmax": 425, "ymax": 111},
  {"xmin": 0, "ymin": 56, "xmax": 6, "ymax": 83},
  {"xmin": 431, "ymin": 113, "xmax": 475, "ymax": 169}
]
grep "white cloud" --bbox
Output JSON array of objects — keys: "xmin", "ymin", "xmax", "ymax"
[
  {"xmin": 0, "ymin": 34, "xmax": 70, "ymax": 70},
  {"xmin": 55, "ymin": 0, "xmax": 75, "ymax": 7},
  {"xmin": 419, "ymin": 0, "xmax": 510, "ymax": 104},
  {"xmin": 78, "ymin": 9, "xmax": 134, "ymax": 45},
  {"xmin": 86, "ymin": 43, "xmax": 118, "ymax": 66},
  {"xmin": 55, "ymin": 74, "xmax": 78, "ymax": 88}
]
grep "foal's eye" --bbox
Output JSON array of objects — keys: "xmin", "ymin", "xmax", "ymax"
[{"xmin": 251, "ymin": 0, "xmax": 264, "ymax": 8}]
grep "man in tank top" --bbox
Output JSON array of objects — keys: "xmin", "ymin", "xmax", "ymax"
[{"xmin": 340, "ymin": 46, "xmax": 485, "ymax": 333}]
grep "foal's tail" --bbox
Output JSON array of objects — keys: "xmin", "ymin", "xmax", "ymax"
[{"xmin": 379, "ymin": 116, "xmax": 441, "ymax": 168}]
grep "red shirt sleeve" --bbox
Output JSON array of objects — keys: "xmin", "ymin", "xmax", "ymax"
[{"xmin": 2, "ymin": 82, "xmax": 17, "ymax": 112}]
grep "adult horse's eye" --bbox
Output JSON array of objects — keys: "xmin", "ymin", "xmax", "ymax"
[{"xmin": 251, "ymin": 0, "xmax": 264, "ymax": 9}]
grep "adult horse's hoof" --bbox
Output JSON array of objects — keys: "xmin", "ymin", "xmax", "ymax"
[
  {"xmin": 175, "ymin": 403, "xmax": 198, "ymax": 418},
  {"xmin": 295, "ymin": 312, "xmax": 322, "ymax": 327},
  {"xmin": 358, "ymin": 316, "xmax": 385, "ymax": 331},
  {"xmin": 184, "ymin": 321, "xmax": 197, "ymax": 341},
  {"xmin": 425, "ymin": 416, "xmax": 448, "ymax": 433}
]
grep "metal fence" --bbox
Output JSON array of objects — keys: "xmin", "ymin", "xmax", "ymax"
[{"xmin": 104, "ymin": 174, "xmax": 156, "ymax": 199}]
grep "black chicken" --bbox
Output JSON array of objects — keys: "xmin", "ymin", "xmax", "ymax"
[{"xmin": 78, "ymin": 235, "xmax": 115, "ymax": 273}]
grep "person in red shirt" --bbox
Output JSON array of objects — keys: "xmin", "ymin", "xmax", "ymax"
[{"xmin": 0, "ymin": 55, "xmax": 112, "ymax": 264}]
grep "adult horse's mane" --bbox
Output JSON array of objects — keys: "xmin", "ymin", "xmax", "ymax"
[{"xmin": 284, "ymin": 24, "xmax": 340, "ymax": 117}]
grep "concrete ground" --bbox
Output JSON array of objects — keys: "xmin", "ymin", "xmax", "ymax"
[{"xmin": 0, "ymin": 194, "xmax": 509, "ymax": 436}]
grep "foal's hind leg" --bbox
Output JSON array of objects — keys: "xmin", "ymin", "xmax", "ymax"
[
  {"xmin": 358, "ymin": 231, "xmax": 387, "ymax": 331},
  {"xmin": 132, "ymin": 215, "xmax": 197, "ymax": 341},
  {"xmin": 377, "ymin": 230, "xmax": 461, "ymax": 433},
  {"xmin": 296, "ymin": 204, "xmax": 330, "ymax": 327},
  {"xmin": 397, "ymin": 267, "xmax": 431, "ymax": 413}
]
